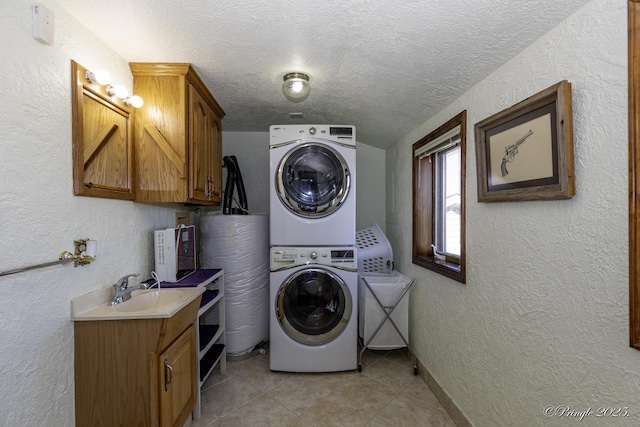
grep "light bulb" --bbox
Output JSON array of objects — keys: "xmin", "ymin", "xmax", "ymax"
[
  {"xmin": 291, "ymin": 81, "xmax": 305, "ymax": 93},
  {"xmin": 107, "ymin": 84, "xmax": 129, "ymax": 99},
  {"xmin": 85, "ymin": 69, "xmax": 111, "ymax": 85},
  {"xmin": 93, "ymin": 70, "xmax": 111, "ymax": 85},
  {"xmin": 125, "ymin": 95, "xmax": 144, "ymax": 108}
]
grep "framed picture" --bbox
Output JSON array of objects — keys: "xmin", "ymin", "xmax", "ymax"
[{"xmin": 474, "ymin": 80, "xmax": 575, "ymax": 202}]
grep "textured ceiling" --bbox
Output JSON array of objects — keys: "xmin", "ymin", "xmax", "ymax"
[{"xmin": 58, "ymin": 0, "xmax": 591, "ymax": 149}]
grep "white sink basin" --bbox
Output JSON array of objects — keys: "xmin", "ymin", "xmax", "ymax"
[
  {"xmin": 71, "ymin": 286, "xmax": 205, "ymax": 321},
  {"xmin": 116, "ymin": 289, "xmax": 183, "ymax": 312}
]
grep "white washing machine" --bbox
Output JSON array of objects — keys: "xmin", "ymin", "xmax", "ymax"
[
  {"xmin": 269, "ymin": 246, "xmax": 358, "ymax": 372},
  {"xmin": 269, "ymin": 124, "xmax": 356, "ymax": 247}
]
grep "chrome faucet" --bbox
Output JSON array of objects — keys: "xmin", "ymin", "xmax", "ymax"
[{"xmin": 108, "ymin": 273, "xmax": 146, "ymax": 306}]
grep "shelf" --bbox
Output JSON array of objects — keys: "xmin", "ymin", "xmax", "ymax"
[
  {"xmin": 201, "ymin": 289, "xmax": 220, "ymax": 307},
  {"xmin": 198, "ymin": 289, "xmax": 221, "ymax": 317},
  {"xmin": 199, "ymin": 324, "xmax": 220, "ymax": 352},
  {"xmin": 199, "ymin": 324, "xmax": 224, "ymax": 357},
  {"xmin": 143, "ymin": 268, "xmax": 223, "ymax": 289},
  {"xmin": 199, "ymin": 344, "xmax": 225, "ymax": 383}
]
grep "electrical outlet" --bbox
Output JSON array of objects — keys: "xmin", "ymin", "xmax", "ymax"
[{"xmin": 175, "ymin": 212, "xmax": 190, "ymax": 227}]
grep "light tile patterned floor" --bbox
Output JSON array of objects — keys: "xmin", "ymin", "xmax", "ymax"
[{"xmin": 191, "ymin": 348, "xmax": 456, "ymax": 427}]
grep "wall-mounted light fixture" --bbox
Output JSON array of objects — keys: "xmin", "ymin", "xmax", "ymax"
[
  {"xmin": 83, "ymin": 68, "xmax": 144, "ymax": 108},
  {"xmin": 282, "ymin": 72, "xmax": 310, "ymax": 102}
]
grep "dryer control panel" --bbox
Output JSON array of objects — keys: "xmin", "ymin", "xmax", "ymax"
[
  {"xmin": 269, "ymin": 124, "xmax": 356, "ymax": 147},
  {"xmin": 270, "ymin": 247, "xmax": 357, "ymax": 271}
]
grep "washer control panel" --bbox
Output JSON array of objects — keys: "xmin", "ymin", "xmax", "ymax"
[{"xmin": 270, "ymin": 247, "xmax": 357, "ymax": 271}]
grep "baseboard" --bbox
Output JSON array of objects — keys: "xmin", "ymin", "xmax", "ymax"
[{"xmin": 407, "ymin": 348, "xmax": 473, "ymax": 427}]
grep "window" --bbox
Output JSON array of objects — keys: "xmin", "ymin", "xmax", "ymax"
[{"xmin": 412, "ymin": 111, "xmax": 466, "ymax": 283}]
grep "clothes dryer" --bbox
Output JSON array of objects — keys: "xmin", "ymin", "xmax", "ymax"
[
  {"xmin": 269, "ymin": 125, "xmax": 356, "ymax": 246},
  {"xmin": 269, "ymin": 246, "xmax": 358, "ymax": 372}
]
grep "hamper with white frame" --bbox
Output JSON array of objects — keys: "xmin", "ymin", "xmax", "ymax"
[{"xmin": 358, "ymin": 271, "xmax": 411, "ymax": 350}]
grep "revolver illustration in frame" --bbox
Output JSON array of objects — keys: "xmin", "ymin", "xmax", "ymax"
[{"xmin": 500, "ymin": 130, "xmax": 534, "ymax": 177}]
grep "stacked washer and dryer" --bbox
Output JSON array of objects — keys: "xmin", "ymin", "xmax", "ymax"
[{"xmin": 269, "ymin": 124, "xmax": 358, "ymax": 372}]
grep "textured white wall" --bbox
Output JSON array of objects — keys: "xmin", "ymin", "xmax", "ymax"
[
  {"xmin": 222, "ymin": 131, "xmax": 386, "ymax": 232},
  {"xmin": 0, "ymin": 2, "xmax": 187, "ymax": 425},
  {"xmin": 356, "ymin": 142, "xmax": 386, "ymax": 232},
  {"xmin": 222, "ymin": 132, "xmax": 270, "ymax": 214},
  {"xmin": 387, "ymin": 1, "xmax": 639, "ymax": 426}
]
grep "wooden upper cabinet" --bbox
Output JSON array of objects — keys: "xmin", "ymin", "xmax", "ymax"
[
  {"xmin": 130, "ymin": 63, "xmax": 225, "ymax": 205},
  {"xmin": 71, "ymin": 60, "xmax": 135, "ymax": 200}
]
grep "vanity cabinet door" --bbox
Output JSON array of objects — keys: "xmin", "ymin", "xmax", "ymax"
[{"xmin": 159, "ymin": 324, "xmax": 197, "ymax": 427}]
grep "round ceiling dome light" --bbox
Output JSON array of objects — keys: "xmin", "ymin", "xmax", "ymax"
[{"xmin": 282, "ymin": 72, "xmax": 310, "ymax": 102}]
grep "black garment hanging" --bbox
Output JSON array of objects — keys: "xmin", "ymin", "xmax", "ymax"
[{"xmin": 222, "ymin": 155, "xmax": 248, "ymax": 215}]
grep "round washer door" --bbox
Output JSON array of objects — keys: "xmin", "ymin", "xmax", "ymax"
[
  {"xmin": 276, "ymin": 267, "xmax": 352, "ymax": 345},
  {"xmin": 275, "ymin": 142, "xmax": 351, "ymax": 218}
]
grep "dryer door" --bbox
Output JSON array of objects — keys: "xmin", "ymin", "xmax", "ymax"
[
  {"xmin": 276, "ymin": 267, "xmax": 352, "ymax": 345},
  {"xmin": 275, "ymin": 142, "xmax": 350, "ymax": 218}
]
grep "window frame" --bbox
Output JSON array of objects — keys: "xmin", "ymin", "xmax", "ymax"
[{"xmin": 412, "ymin": 111, "xmax": 467, "ymax": 283}]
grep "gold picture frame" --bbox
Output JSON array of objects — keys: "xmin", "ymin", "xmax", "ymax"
[{"xmin": 474, "ymin": 80, "xmax": 575, "ymax": 202}]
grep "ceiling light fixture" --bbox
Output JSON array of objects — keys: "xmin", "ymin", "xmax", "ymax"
[{"xmin": 282, "ymin": 72, "xmax": 310, "ymax": 103}]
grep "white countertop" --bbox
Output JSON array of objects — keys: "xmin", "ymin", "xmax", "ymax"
[{"xmin": 71, "ymin": 286, "xmax": 205, "ymax": 321}]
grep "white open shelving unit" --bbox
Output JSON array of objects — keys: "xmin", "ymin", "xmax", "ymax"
[
  {"xmin": 149, "ymin": 269, "xmax": 226, "ymax": 420},
  {"xmin": 193, "ymin": 269, "xmax": 226, "ymax": 420}
]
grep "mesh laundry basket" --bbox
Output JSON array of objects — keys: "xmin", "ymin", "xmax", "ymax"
[
  {"xmin": 356, "ymin": 223, "xmax": 393, "ymax": 274},
  {"xmin": 358, "ymin": 271, "xmax": 412, "ymax": 350}
]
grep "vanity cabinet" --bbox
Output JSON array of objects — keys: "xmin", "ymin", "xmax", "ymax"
[
  {"xmin": 130, "ymin": 63, "xmax": 225, "ymax": 205},
  {"xmin": 74, "ymin": 296, "xmax": 202, "ymax": 427}
]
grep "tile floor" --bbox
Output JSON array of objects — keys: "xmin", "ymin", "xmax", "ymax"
[{"xmin": 191, "ymin": 348, "xmax": 456, "ymax": 427}]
